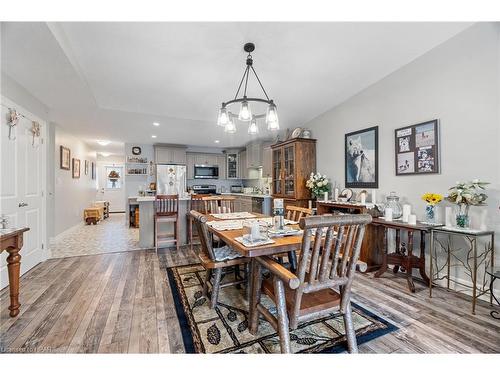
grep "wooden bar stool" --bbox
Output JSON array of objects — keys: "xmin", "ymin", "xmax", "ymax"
[{"xmin": 155, "ymin": 194, "xmax": 180, "ymax": 252}]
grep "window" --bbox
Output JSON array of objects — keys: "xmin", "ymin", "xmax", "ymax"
[{"xmin": 106, "ymin": 166, "xmax": 123, "ymax": 189}]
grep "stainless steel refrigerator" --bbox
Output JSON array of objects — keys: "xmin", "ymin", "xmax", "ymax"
[{"xmin": 156, "ymin": 164, "xmax": 187, "ymax": 196}]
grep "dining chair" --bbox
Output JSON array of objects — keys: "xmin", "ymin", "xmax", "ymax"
[
  {"xmin": 202, "ymin": 196, "xmax": 235, "ymax": 214},
  {"xmin": 187, "ymin": 194, "xmax": 210, "ymax": 250},
  {"xmin": 155, "ymin": 194, "xmax": 180, "ymax": 252},
  {"xmin": 285, "ymin": 205, "xmax": 313, "ymax": 222},
  {"xmin": 190, "ymin": 210, "xmax": 249, "ymax": 308},
  {"xmin": 250, "ymin": 214, "xmax": 372, "ymax": 353}
]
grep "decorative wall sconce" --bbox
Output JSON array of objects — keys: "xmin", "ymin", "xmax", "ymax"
[
  {"xmin": 8, "ymin": 108, "xmax": 21, "ymax": 140},
  {"xmin": 30, "ymin": 121, "xmax": 41, "ymax": 147}
]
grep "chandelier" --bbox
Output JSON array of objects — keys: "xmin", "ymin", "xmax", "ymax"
[{"xmin": 217, "ymin": 43, "xmax": 279, "ymax": 135}]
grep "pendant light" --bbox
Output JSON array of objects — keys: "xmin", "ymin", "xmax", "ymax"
[
  {"xmin": 217, "ymin": 43, "xmax": 278, "ymax": 133},
  {"xmin": 247, "ymin": 118, "xmax": 259, "ymax": 135}
]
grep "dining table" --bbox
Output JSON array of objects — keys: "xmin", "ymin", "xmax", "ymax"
[{"xmin": 205, "ymin": 212, "xmax": 304, "ymax": 335}]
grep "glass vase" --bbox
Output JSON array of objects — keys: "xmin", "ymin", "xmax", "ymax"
[
  {"xmin": 425, "ymin": 204, "xmax": 436, "ymax": 223},
  {"xmin": 455, "ymin": 204, "xmax": 470, "ymax": 229}
]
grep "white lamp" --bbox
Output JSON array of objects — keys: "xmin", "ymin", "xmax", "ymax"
[
  {"xmin": 247, "ymin": 118, "xmax": 259, "ymax": 135},
  {"xmin": 217, "ymin": 105, "xmax": 229, "ymax": 127},
  {"xmin": 238, "ymin": 98, "xmax": 252, "ymax": 121},
  {"xmin": 224, "ymin": 118, "xmax": 236, "ymax": 133}
]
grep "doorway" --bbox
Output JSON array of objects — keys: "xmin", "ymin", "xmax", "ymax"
[{"xmin": 96, "ymin": 162, "xmax": 125, "ymax": 212}]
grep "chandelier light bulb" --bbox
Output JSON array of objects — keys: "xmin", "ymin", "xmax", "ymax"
[
  {"xmin": 238, "ymin": 99, "xmax": 252, "ymax": 121},
  {"xmin": 247, "ymin": 118, "xmax": 259, "ymax": 135},
  {"xmin": 217, "ymin": 106, "xmax": 229, "ymax": 127},
  {"xmin": 266, "ymin": 102, "xmax": 279, "ymax": 130},
  {"xmin": 224, "ymin": 118, "xmax": 236, "ymax": 133}
]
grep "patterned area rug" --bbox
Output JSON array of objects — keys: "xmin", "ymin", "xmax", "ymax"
[{"xmin": 167, "ymin": 264, "xmax": 397, "ymax": 353}]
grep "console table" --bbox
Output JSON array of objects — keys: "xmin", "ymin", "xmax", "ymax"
[
  {"xmin": 429, "ymin": 226, "xmax": 495, "ymax": 315},
  {"xmin": 316, "ymin": 200, "xmax": 380, "ymax": 271},
  {"xmin": 371, "ymin": 218, "xmax": 440, "ymax": 292},
  {"xmin": 0, "ymin": 227, "xmax": 29, "ymax": 317}
]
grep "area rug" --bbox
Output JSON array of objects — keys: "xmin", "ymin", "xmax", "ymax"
[{"xmin": 167, "ymin": 263, "xmax": 397, "ymax": 354}]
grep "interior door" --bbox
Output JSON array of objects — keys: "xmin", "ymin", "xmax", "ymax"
[
  {"xmin": 1, "ymin": 98, "xmax": 47, "ymax": 289},
  {"xmin": 96, "ymin": 162, "xmax": 125, "ymax": 212}
]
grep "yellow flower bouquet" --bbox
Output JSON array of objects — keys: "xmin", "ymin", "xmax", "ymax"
[{"xmin": 421, "ymin": 193, "xmax": 443, "ymax": 206}]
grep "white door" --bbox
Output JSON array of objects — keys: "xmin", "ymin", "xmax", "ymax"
[
  {"xmin": 96, "ymin": 162, "xmax": 125, "ymax": 212},
  {"xmin": 0, "ymin": 97, "xmax": 47, "ymax": 289}
]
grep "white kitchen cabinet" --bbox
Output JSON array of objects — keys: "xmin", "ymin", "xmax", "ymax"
[
  {"xmin": 239, "ymin": 150, "xmax": 247, "ymax": 179},
  {"xmin": 194, "ymin": 153, "xmax": 217, "ymax": 166},
  {"xmin": 225, "ymin": 151, "xmax": 240, "ymax": 179},
  {"xmin": 155, "ymin": 145, "xmax": 187, "ymax": 164},
  {"xmin": 216, "ymin": 155, "xmax": 226, "ymax": 179},
  {"xmin": 186, "ymin": 153, "xmax": 196, "ymax": 179},
  {"xmin": 246, "ymin": 141, "xmax": 263, "ymax": 168}
]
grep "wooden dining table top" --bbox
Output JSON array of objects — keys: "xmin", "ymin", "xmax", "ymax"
[{"xmin": 205, "ymin": 212, "xmax": 303, "ymax": 258}]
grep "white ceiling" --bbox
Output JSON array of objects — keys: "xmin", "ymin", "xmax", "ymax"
[{"xmin": 1, "ymin": 22, "xmax": 472, "ymax": 153}]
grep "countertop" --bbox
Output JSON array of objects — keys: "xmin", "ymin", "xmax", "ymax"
[{"xmin": 221, "ymin": 192, "xmax": 272, "ymax": 199}]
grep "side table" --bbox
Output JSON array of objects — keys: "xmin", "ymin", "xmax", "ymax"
[
  {"xmin": 429, "ymin": 226, "xmax": 495, "ymax": 315},
  {"xmin": 486, "ymin": 267, "xmax": 500, "ymax": 319}
]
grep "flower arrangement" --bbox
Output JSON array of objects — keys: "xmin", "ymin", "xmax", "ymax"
[
  {"xmin": 445, "ymin": 179, "xmax": 489, "ymax": 228},
  {"xmin": 108, "ymin": 170, "xmax": 120, "ymax": 180},
  {"xmin": 421, "ymin": 193, "xmax": 443, "ymax": 205},
  {"xmin": 306, "ymin": 173, "xmax": 329, "ymax": 197}
]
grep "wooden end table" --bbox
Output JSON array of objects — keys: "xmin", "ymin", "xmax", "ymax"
[
  {"xmin": 372, "ymin": 218, "xmax": 440, "ymax": 292},
  {"xmin": 0, "ymin": 227, "xmax": 29, "ymax": 317}
]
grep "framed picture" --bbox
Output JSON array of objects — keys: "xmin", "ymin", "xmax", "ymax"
[
  {"xmin": 84, "ymin": 160, "xmax": 89, "ymax": 175},
  {"xmin": 72, "ymin": 158, "xmax": 81, "ymax": 178},
  {"xmin": 345, "ymin": 126, "xmax": 378, "ymax": 188},
  {"xmin": 60, "ymin": 146, "xmax": 71, "ymax": 170},
  {"xmin": 395, "ymin": 119, "xmax": 440, "ymax": 176},
  {"xmin": 91, "ymin": 162, "xmax": 96, "ymax": 180}
]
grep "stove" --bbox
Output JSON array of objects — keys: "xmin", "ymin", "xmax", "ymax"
[{"xmin": 191, "ymin": 184, "xmax": 217, "ymax": 194}]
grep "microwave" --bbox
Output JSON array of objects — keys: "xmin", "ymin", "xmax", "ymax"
[{"xmin": 194, "ymin": 165, "xmax": 219, "ymax": 179}]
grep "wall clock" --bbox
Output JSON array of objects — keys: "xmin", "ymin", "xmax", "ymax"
[{"xmin": 132, "ymin": 146, "xmax": 142, "ymax": 155}]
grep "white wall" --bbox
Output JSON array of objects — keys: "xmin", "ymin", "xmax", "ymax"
[
  {"xmin": 304, "ymin": 23, "xmax": 500, "ymax": 292},
  {"xmin": 54, "ymin": 125, "xmax": 97, "ymax": 236}
]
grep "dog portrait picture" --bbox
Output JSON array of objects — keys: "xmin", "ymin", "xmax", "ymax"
[
  {"xmin": 398, "ymin": 136, "xmax": 410, "ymax": 152},
  {"xmin": 417, "ymin": 146, "xmax": 435, "ymax": 172},
  {"xmin": 345, "ymin": 126, "xmax": 378, "ymax": 188},
  {"xmin": 397, "ymin": 152, "xmax": 415, "ymax": 174},
  {"xmin": 415, "ymin": 122, "xmax": 435, "ymax": 147}
]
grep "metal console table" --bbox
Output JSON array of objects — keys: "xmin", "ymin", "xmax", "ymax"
[{"xmin": 429, "ymin": 226, "xmax": 495, "ymax": 315}]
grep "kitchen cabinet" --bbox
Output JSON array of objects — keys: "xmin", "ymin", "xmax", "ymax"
[
  {"xmin": 262, "ymin": 145, "xmax": 272, "ymax": 178},
  {"xmin": 155, "ymin": 145, "xmax": 187, "ymax": 165},
  {"xmin": 271, "ymin": 138, "xmax": 316, "ymax": 207},
  {"xmin": 194, "ymin": 153, "xmax": 217, "ymax": 166},
  {"xmin": 225, "ymin": 150, "xmax": 240, "ymax": 179},
  {"xmin": 186, "ymin": 153, "xmax": 195, "ymax": 179},
  {"xmin": 239, "ymin": 150, "xmax": 248, "ymax": 179},
  {"xmin": 231, "ymin": 195, "xmax": 252, "ymax": 213},
  {"xmin": 246, "ymin": 141, "xmax": 263, "ymax": 168},
  {"xmin": 216, "ymin": 155, "xmax": 226, "ymax": 179}
]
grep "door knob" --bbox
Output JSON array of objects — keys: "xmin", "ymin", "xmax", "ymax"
[{"xmin": 18, "ymin": 202, "xmax": 28, "ymax": 207}]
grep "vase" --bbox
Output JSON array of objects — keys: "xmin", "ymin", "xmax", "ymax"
[
  {"xmin": 425, "ymin": 204, "xmax": 436, "ymax": 223},
  {"xmin": 455, "ymin": 203, "xmax": 470, "ymax": 228}
]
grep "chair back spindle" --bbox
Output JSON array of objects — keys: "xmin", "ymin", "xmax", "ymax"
[
  {"xmin": 285, "ymin": 205, "xmax": 313, "ymax": 222},
  {"xmin": 190, "ymin": 210, "xmax": 216, "ymax": 261},
  {"xmin": 155, "ymin": 195, "xmax": 179, "ymax": 217}
]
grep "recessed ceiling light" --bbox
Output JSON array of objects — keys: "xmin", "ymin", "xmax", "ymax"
[
  {"xmin": 153, "ymin": 122, "xmax": 160, "ymax": 126},
  {"xmin": 96, "ymin": 140, "xmax": 111, "ymax": 146},
  {"xmin": 100, "ymin": 152, "xmax": 111, "ymax": 157},
  {"xmin": 214, "ymin": 140, "xmax": 220, "ymax": 143},
  {"xmin": 151, "ymin": 135, "xmax": 157, "ymax": 138}
]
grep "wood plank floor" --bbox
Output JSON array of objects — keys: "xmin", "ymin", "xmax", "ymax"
[{"xmin": 1, "ymin": 247, "xmax": 499, "ymax": 353}]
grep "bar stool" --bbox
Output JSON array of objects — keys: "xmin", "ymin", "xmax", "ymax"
[{"xmin": 155, "ymin": 194, "xmax": 180, "ymax": 252}]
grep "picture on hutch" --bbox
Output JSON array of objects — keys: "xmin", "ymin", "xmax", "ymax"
[
  {"xmin": 394, "ymin": 119, "xmax": 440, "ymax": 176},
  {"xmin": 345, "ymin": 126, "xmax": 378, "ymax": 188}
]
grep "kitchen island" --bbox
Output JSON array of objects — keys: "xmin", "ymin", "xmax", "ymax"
[{"xmin": 135, "ymin": 196, "xmax": 191, "ymax": 249}]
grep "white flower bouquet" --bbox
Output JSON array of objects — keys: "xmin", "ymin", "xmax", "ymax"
[{"xmin": 306, "ymin": 172, "xmax": 329, "ymax": 197}]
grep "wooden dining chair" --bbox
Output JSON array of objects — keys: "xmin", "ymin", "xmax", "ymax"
[
  {"xmin": 250, "ymin": 214, "xmax": 372, "ymax": 353},
  {"xmin": 190, "ymin": 210, "xmax": 249, "ymax": 308},
  {"xmin": 155, "ymin": 194, "xmax": 180, "ymax": 252},
  {"xmin": 202, "ymin": 196, "xmax": 235, "ymax": 214},
  {"xmin": 285, "ymin": 205, "xmax": 313, "ymax": 222},
  {"xmin": 187, "ymin": 194, "xmax": 210, "ymax": 250}
]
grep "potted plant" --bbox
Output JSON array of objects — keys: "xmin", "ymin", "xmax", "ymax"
[
  {"xmin": 445, "ymin": 179, "xmax": 489, "ymax": 228},
  {"xmin": 306, "ymin": 173, "xmax": 330, "ymax": 200}
]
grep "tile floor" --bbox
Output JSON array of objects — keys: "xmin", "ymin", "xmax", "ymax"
[{"xmin": 50, "ymin": 213, "xmax": 147, "ymax": 258}]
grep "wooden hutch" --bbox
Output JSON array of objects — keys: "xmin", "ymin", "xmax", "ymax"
[{"xmin": 271, "ymin": 138, "xmax": 316, "ymax": 208}]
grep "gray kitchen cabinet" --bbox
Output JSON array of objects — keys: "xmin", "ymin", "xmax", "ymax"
[
  {"xmin": 155, "ymin": 145, "xmax": 187, "ymax": 164},
  {"xmin": 262, "ymin": 145, "xmax": 272, "ymax": 178},
  {"xmin": 246, "ymin": 141, "xmax": 263, "ymax": 168},
  {"xmin": 216, "ymin": 155, "xmax": 226, "ymax": 179},
  {"xmin": 225, "ymin": 150, "xmax": 240, "ymax": 179},
  {"xmin": 186, "ymin": 153, "xmax": 196, "ymax": 179},
  {"xmin": 239, "ymin": 150, "xmax": 247, "ymax": 179},
  {"xmin": 194, "ymin": 153, "xmax": 217, "ymax": 166}
]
